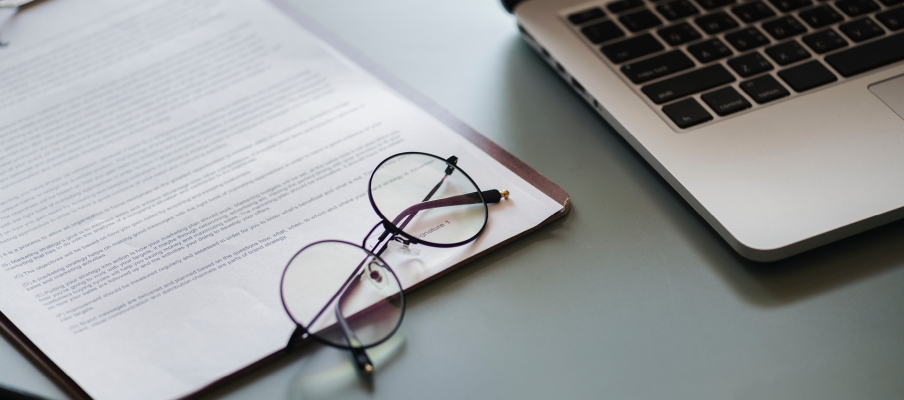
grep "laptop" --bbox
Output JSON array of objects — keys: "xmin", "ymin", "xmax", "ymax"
[{"xmin": 503, "ymin": 0, "xmax": 904, "ymax": 261}]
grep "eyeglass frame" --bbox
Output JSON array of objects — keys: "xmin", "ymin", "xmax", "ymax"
[{"xmin": 279, "ymin": 151, "xmax": 508, "ymax": 374}]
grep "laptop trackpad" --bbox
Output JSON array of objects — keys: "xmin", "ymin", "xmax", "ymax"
[{"xmin": 870, "ymin": 74, "xmax": 904, "ymax": 121}]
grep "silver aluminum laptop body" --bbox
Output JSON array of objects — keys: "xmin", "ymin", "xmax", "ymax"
[{"xmin": 508, "ymin": 0, "xmax": 904, "ymax": 261}]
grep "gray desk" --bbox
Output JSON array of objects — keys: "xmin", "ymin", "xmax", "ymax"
[{"xmin": 3, "ymin": 0, "xmax": 904, "ymax": 398}]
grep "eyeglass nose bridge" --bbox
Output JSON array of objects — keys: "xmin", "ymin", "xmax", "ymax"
[{"xmin": 381, "ymin": 220, "xmax": 424, "ymax": 246}]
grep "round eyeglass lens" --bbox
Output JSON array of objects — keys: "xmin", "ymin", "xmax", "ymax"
[
  {"xmin": 281, "ymin": 241, "xmax": 404, "ymax": 349},
  {"xmin": 369, "ymin": 153, "xmax": 488, "ymax": 246}
]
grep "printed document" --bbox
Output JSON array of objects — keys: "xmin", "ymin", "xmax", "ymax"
[{"xmin": 0, "ymin": 0, "xmax": 563, "ymax": 398}]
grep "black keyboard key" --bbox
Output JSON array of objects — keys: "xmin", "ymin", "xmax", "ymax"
[
  {"xmin": 728, "ymin": 52, "xmax": 775, "ymax": 76},
  {"xmin": 726, "ymin": 27, "xmax": 771, "ymax": 51},
  {"xmin": 642, "ymin": 64, "xmax": 736, "ymax": 104},
  {"xmin": 879, "ymin": 0, "xmax": 904, "ymax": 5},
  {"xmin": 582, "ymin": 20, "xmax": 627, "ymax": 44},
  {"xmin": 701, "ymin": 86, "xmax": 752, "ymax": 115},
  {"xmin": 658, "ymin": 22, "xmax": 703, "ymax": 45},
  {"xmin": 620, "ymin": 9, "xmax": 665, "ymax": 31},
  {"xmin": 839, "ymin": 18, "xmax": 885, "ymax": 41},
  {"xmin": 770, "ymin": 0, "xmax": 813, "ymax": 11},
  {"xmin": 663, "ymin": 98, "xmax": 713, "ymax": 128},
  {"xmin": 799, "ymin": 5, "xmax": 844, "ymax": 28},
  {"xmin": 569, "ymin": 8, "xmax": 606, "ymax": 25},
  {"xmin": 622, "ymin": 50, "xmax": 696, "ymax": 83},
  {"xmin": 694, "ymin": 0, "xmax": 737, "ymax": 10},
  {"xmin": 657, "ymin": 0, "xmax": 700, "ymax": 20},
  {"xmin": 877, "ymin": 7, "xmax": 904, "ymax": 31},
  {"xmin": 608, "ymin": 0, "xmax": 645, "ymax": 14},
  {"xmin": 695, "ymin": 12, "xmax": 740, "ymax": 34},
  {"xmin": 802, "ymin": 29, "xmax": 848, "ymax": 52},
  {"xmin": 732, "ymin": 1, "xmax": 776, "ymax": 23},
  {"xmin": 763, "ymin": 16, "xmax": 808, "ymax": 39},
  {"xmin": 688, "ymin": 38, "xmax": 734, "ymax": 62},
  {"xmin": 778, "ymin": 60, "xmax": 838, "ymax": 91},
  {"xmin": 825, "ymin": 31, "xmax": 904, "ymax": 76},
  {"xmin": 765, "ymin": 41, "xmax": 811, "ymax": 65},
  {"xmin": 740, "ymin": 75, "xmax": 791, "ymax": 103},
  {"xmin": 602, "ymin": 34, "xmax": 666, "ymax": 63},
  {"xmin": 835, "ymin": 0, "xmax": 879, "ymax": 16}
]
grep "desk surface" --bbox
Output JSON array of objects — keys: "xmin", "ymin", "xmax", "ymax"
[{"xmin": 3, "ymin": 0, "xmax": 904, "ymax": 399}]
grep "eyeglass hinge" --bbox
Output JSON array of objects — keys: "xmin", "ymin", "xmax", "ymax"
[{"xmin": 445, "ymin": 155, "xmax": 458, "ymax": 175}]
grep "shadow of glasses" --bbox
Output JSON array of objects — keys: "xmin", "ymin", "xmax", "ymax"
[{"xmin": 287, "ymin": 332, "xmax": 406, "ymax": 400}]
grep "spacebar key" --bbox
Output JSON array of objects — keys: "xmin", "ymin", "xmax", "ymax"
[
  {"xmin": 642, "ymin": 64, "xmax": 736, "ymax": 105},
  {"xmin": 825, "ymin": 32, "xmax": 904, "ymax": 77}
]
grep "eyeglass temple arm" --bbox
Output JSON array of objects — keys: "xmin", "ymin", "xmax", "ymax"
[
  {"xmin": 293, "ymin": 268, "xmax": 375, "ymax": 374},
  {"xmin": 389, "ymin": 189, "xmax": 509, "ymax": 234},
  {"xmin": 376, "ymin": 154, "xmax": 505, "ymax": 242},
  {"xmin": 334, "ymin": 276, "xmax": 375, "ymax": 375}
]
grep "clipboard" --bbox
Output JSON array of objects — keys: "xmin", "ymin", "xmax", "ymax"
[{"xmin": 0, "ymin": 1, "xmax": 570, "ymax": 398}]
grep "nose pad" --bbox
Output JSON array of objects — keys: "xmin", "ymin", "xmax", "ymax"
[
  {"xmin": 365, "ymin": 260, "xmax": 390, "ymax": 290},
  {"xmin": 387, "ymin": 236, "xmax": 420, "ymax": 256}
]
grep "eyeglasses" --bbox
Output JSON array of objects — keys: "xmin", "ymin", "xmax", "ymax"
[{"xmin": 279, "ymin": 152, "xmax": 508, "ymax": 375}]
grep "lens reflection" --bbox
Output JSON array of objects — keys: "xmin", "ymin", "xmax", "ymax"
[{"xmin": 281, "ymin": 241, "xmax": 404, "ymax": 349}]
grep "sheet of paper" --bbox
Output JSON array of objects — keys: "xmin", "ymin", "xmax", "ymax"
[
  {"xmin": 0, "ymin": 0, "xmax": 563, "ymax": 399},
  {"xmin": 0, "ymin": 8, "xmax": 15, "ymax": 34}
]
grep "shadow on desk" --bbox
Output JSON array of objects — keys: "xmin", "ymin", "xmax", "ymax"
[
  {"xmin": 496, "ymin": 35, "xmax": 904, "ymax": 309},
  {"xmin": 706, "ymin": 218, "xmax": 904, "ymax": 307},
  {"xmin": 208, "ymin": 333, "xmax": 407, "ymax": 399}
]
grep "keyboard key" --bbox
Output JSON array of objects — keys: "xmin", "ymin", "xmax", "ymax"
[
  {"xmin": 688, "ymin": 38, "xmax": 734, "ymax": 62},
  {"xmin": 701, "ymin": 86, "xmax": 752, "ymax": 115},
  {"xmin": 622, "ymin": 50, "xmax": 696, "ymax": 83},
  {"xmin": 620, "ymin": 9, "xmax": 664, "ymax": 31},
  {"xmin": 802, "ymin": 29, "xmax": 848, "ymax": 52},
  {"xmin": 728, "ymin": 52, "xmax": 775, "ymax": 76},
  {"xmin": 740, "ymin": 75, "xmax": 790, "ymax": 103},
  {"xmin": 879, "ymin": 0, "xmax": 904, "ymax": 5},
  {"xmin": 725, "ymin": 27, "xmax": 771, "ymax": 51},
  {"xmin": 770, "ymin": 0, "xmax": 813, "ymax": 11},
  {"xmin": 825, "ymin": 31, "xmax": 904, "ymax": 76},
  {"xmin": 602, "ymin": 34, "xmax": 666, "ymax": 63},
  {"xmin": 778, "ymin": 60, "xmax": 838, "ymax": 91},
  {"xmin": 835, "ymin": 0, "xmax": 880, "ymax": 16},
  {"xmin": 608, "ymin": 0, "xmax": 645, "ymax": 14},
  {"xmin": 694, "ymin": 0, "xmax": 737, "ymax": 10},
  {"xmin": 569, "ymin": 8, "xmax": 606, "ymax": 25},
  {"xmin": 763, "ymin": 16, "xmax": 808, "ymax": 39},
  {"xmin": 765, "ymin": 41, "xmax": 811, "ymax": 65},
  {"xmin": 695, "ymin": 12, "xmax": 740, "ymax": 34},
  {"xmin": 732, "ymin": 1, "xmax": 776, "ymax": 23},
  {"xmin": 582, "ymin": 20, "xmax": 626, "ymax": 44},
  {"xmin": 799, "ymin": 5, "xmax": 844, "ymax": 28},
  {"xmin": 658, "ymin": 22, "xmax": 703, "ymax": 45},
  {"xmin": 642, "ymin": 64, "xmax": 736, "ymax": 104},
  {"xmin": 657, "ymin": 0, "xmax": 701, "ymax": 20},
  {"xmin": 839, "ymin": 18, "xmax": 885, "ymax": 41},
  {"xmin": 663, "ymin": 98, "xmax": 713, "ymax": 128},
  {"xmin": 876, "ymin": 7, "xmax": 904, "ymax": 31}
]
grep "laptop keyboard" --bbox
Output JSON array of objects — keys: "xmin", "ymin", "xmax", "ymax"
[{"xmin": 561, "ymin": 0, "xmax": 904, "ymax": 129}]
